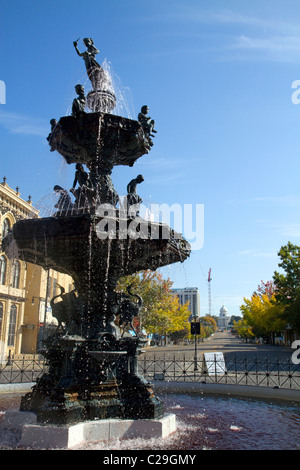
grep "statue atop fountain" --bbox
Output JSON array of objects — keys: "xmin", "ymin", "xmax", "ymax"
[{"xmin": 73, "ymin": 38, "xmax": 116, "ymax": 113}]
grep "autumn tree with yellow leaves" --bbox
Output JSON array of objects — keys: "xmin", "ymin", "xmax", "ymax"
[{"xmin": 238, "ymin": 281, "xmax": 285, "ymax": 342}]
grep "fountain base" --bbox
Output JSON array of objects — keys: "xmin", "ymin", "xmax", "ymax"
[
  {"xmin": 19, "ymin": 335, "xmax": 164, "ymax": 425},
  {"xmin": 2, "ymin": 410, "xmax": 176, "ymax": 449}
]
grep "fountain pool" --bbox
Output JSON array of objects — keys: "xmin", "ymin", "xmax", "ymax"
[{"xmin": 1, "ymin": 391, "xmax": 299, "ymax": 450}]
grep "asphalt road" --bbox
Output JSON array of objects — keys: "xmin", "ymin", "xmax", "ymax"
[{"xmin": 143, "ymin": 331, "xmax": 294, "ymax": 361}]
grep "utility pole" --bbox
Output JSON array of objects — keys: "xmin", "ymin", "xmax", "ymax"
[{"xmin": 208, "ymin": 268, "xmax": 212, "ymax": 316}]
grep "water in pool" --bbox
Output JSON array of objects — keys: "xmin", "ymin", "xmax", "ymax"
[{"xmin": 0, "ymin": 393, "xmax": 299, "ymax": 450}]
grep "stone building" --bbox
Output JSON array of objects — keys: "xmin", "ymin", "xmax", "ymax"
[
  {"xmin": 172, "ymin": 287, "xmax": 200, "ymax": 320},
  {"xmin": 0, "ymin": 178, "xmax": 73, "ymax": 360}
]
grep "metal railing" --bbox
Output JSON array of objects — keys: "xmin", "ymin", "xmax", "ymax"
[
  {"xmin": 0, "ymin": 354, "xmax": 300, "ymax": 391},
  {"xmin": 0, "ymin": 356, "xmax": 46, "ymax": 384},
  {"xmin": 139, "ymin": 354, "xmax": 300, "ymax": 390}
]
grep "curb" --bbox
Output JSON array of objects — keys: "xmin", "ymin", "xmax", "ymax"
[
  {"xmin": 1, "ymin": 381, "xmax": 300, "ymax": 404},
  {"xmin": 0, "ymin": 383, "xmax": 34, "ymax": 394},
  {"xmin": 153, "ymin": 381, "xmax": 300, "ymax": 403}
]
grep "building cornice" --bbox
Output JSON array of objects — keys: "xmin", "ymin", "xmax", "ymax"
[{"xmin": 0, "ymin": 178, "xmax": 39, "ymax": 218}]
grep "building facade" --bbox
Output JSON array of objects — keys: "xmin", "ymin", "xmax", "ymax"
[
  {"xmin": 172, "ymin": 287, "xmax": 200, "ymax": 320},
  {"xmin": 0, "ymin": 178, "xmax": 73, "ymax": 360}
]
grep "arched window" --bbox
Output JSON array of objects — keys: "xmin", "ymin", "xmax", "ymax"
[
  {"xmin": 0, "ymin": 302, "xmax": 3, "ymax": 340},
  {"xmin": 12, "ymin": 260, "xmax": 20, "ymax": 288},
  {"xmin": 0, "ymin": 255, "xmax": 7, "ymax": 285},
  {"xmin": 7, "ymin": 304, "xmax": 17, "ymax": 347},
  {"xmin": 2, "ymin": 218, "xmax": 10, "ymax": 238}
]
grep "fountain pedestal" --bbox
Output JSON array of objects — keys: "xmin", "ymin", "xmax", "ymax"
[{"xmin": 2, "ymin": 409, "xmax": 176, "ymax": 449}]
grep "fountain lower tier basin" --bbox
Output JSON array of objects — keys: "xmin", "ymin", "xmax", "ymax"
[
  {"xmin": 4, "ymin": 213, "xmax": 191, "ymax": 289},
  {"xmin": 2, "ymin": 411, "xmax": 176, "ymax": 449},
  {"xmin": 47, "ymin": 112, "xmax": 152, "ymax": 168}
]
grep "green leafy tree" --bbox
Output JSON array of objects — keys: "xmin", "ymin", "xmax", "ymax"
[
  {"xmin": 273, "ymin": 242, "xmax": 300, "ymax": 333},
  {"xmin": 233, "ymin": 318, "xmax": 254, "ymax": 340},
  {"xmin": 273, "ymin": 242, "xmax": 300, "ymax": 304}
]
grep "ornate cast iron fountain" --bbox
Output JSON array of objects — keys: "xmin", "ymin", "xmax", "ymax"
[{"xmin": 3, "ymin": 39, "xmax": 191, "ymax": 425}]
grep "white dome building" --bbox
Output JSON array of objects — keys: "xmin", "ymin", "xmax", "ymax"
[{"xmin": 218, "ymin": 305, "xmax": 230, "ymax": 330}]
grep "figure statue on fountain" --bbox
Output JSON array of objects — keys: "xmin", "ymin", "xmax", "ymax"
[
  {"xmin": 53, "ymin": 185, "xmax": 73, "ymax": 213},
  {"xmin": 73, "ymin": 38, "xmax": 116, "ymax": 112},
  {"xmin": 72, "ymin": 163, "xmax": 89, "ymax": 189},
  {"xmin": 69, "ymin": 163, "xmax": 91, "ymax": 209},
  {"xmin": 126, "ymin": 174, "xmax": 144, "ymax": 216},
  {"xmin": 47, "ymin": 119, "xmax": 58, "ymax": 151},
  {"xmin": 138, "ymin": 106, "xmax": 157, "ymax": 137},
  {"xmin": 71, "ymin": 84, "xmax": 86, "ymax": 117},
  {"xmin": 73, "ymin": 38, "xmax": 101, "ymax": 74}
]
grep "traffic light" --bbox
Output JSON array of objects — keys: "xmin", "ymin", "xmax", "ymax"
[{"xmin": 191, "ymin": 322, "xmax": 201, "ymax": 335}]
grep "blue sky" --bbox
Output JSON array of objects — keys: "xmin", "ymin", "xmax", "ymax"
[{"xmin": 1, "ymin": 0, "xmax": 300, "ymax": 316}]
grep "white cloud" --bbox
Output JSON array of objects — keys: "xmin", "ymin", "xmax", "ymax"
[
  {"xmin": 167, "ymin": 8, "xmax": 300, "ymax": 62},
  {"xmin": 0, "ymin": 111, "xmax": 48, "ymax": 136},
  {"xmin": 262, "ymin": 222, "xmax": 300, "ymax": 238},
  {"xmin": 231, "ymin": 34, "xmax": 300, "ymax": 62},
  {"xmin": 228, "ymin": 196, "xmax": 300, "ymax": 207},
  {"xmin": 236, "ymin": 249, "xmax": 276, "ymax": 258}
]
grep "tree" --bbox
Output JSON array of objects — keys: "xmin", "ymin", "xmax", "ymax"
[
  {"xmin": 239, "ymin": 282, "xmax": 285, "ymax": 342},
  {"xmin": 116, "ymin": 270, "xmax": 190, "ymax": 340},
  {"xmin": 273, "ymin": 242, "xmax": 300, "ymax": 333},
  {"xmin": 233, "ymin": 318, "xmax": 254, "ymax": 340},
  {"xmin": 201, "ymin": 315, "xmax": 217, "ymax": 331},
  {"xmin": 229, "ymin": 315, "xmax": 242, "ymax": 327},
  {"xmin": 254, "ymin": 280, "xmax": 276, "ymax": 299},
  {"xmin": 273, "ymin": 242, "xmax": 300, "ymax": 305}
]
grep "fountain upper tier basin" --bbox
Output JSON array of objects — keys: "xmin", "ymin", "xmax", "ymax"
[
  {"xmin": 4, "ymin": 213, "xmax": 191, "ymax": 288},
  {"xmin": 48, "ymin": 112, "xmax": 152, "ymax": 169}
]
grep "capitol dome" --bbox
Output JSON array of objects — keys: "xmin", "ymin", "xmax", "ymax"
[
  {"xmin": 219, "ymin": 305, "xmax": 228, "ymax": 316},
  {"xmin": 218, "ymin": 305, "xmax": 230, "ymax": 329}
]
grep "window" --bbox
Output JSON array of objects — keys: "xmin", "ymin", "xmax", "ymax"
[
  {"xmin": 7, "ymin": 304, "xmax": 17, "ymax": 347},
  {"xmin": 0, "ymin": 255, "xmax": 7, "ymax": 285},
  {"xmin": 2, "ymin": 218, "xmax": 10, "ymax": 238},
  {"xmin": 0, "ymin": 302, "xmax": 3, "ymax": 340},
  {"xmin": 12, "ymin": 260, "xmax": 20, "ymax": 288}
]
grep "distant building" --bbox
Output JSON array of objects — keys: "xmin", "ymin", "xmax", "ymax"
[
  {"xmin": 172, "ymin": 287, "xmax": 200, "ymax": 320},
  {"xmin": 218, "ymin": 305, "xmax": 230, "ymax": 329}
]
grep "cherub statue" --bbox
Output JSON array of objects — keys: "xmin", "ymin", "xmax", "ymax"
[
  {"xmin": 72, "ymin": 84, "xmax": 86, "ymax": 117},
  {"xmin": 47, "ymin": 119, "xmax": 58, "ymax": 150},
  {"xmin": 53, "ymin": 185, "xmax": 73, "ymax": 212},
  {"xmin": 69, "ymin": 163, "xmax": 92, "ymax": 209},
  {"xmin": 72, "ymin": 163, "xmax": 89, "ymax": 189},
  {"xmin": 138, "ymin": 106, "xmax": 157, "ymax": 137},
  {"xmin": 126, "ymin": 174, "xmax": 144, "ymax": 215}
]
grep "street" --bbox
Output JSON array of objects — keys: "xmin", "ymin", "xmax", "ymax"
[
  {"xmin": 143, "ymin": 331, "xmax": 294, "ymax": 362},
  {"xmin": 139, "ymin": 331, "xmax": 300, "ymax": 389}
]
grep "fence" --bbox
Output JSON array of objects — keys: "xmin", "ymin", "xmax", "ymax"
[
  {"xmin": 1, "ymin": 354, "xmax": 300, "ymax": 391},
  {"xmin": 0, "ymin": 356, "xmax": 46, "ymax": 385},
  {"xmin": 139, "ymin": 354, "xmax": 300, "ymax": 391}
]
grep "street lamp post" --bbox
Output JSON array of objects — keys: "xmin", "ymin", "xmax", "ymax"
[
  {"xmin": 43, "ymin": 270, "xmax": 50, "ymax": 341},
  {"xmin": 191, "ymin": 318, "xmax": 200, "ymax": 371}
]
